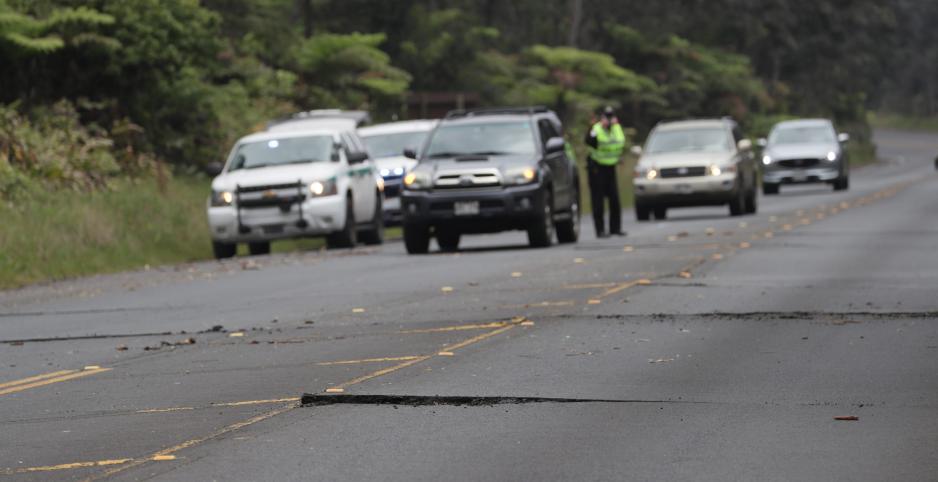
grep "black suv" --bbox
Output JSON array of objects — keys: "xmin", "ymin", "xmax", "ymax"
[{"xmin": 400, "ymin": 107, "xmax": 580, "ymax": 254}]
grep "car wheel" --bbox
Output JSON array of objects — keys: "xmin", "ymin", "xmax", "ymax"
[
  {"xmin": 403, "ymin": 224, "xmax": 430, "ymax": 254},
  {"xmin": 635, "ymin": 203, "xmax": 651, "ymax": 222},
  {"xmin": 745, "ymin": 187, "xmax": 758, "ymax": 214},
  {"xmin": 729, "ymin": 185, "xmax": 746, "ymax": 217},
  {"xmin": 833, "ymin": 176, "xmax": 849, "ymax": 191},
  {"xmin": 436, "ymin": 229, "xmax": 460, "ymax": 252},
  {"xmin": 527, "ymin": 190, "xmax": 555, "ymax": 248},
  {"xmin": 763, "ymin": 183, "xmax": 780, "ymax": 195},
  {"xmin": 212, "ymin": 241, "xmax": 237, "ymax": 259},
  {"xmin": 326, "ymin": 196, "xmax": 356, "ymax": 249},
  {"xmin": 653, "ymin": 207, "xmax": 667, "ymax": 220},
  {"xmin": 359, "ymin": 193, "xmax": 384, "ymax": 245},
  {"xmin": 555, "ymin": 193, "xmax": 580, "ymax": 244},
  {"xmin": 248, "ymin": 241, "xmax": 270, "ymax": 256}
]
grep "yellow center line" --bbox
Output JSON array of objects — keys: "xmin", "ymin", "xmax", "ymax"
[
  {"xmin": 3, "ymin": 458, "xmax": 133, "ymax": 475},
  {"xmin": 0, "ymin": 368, "xmax": 111, "ymax": 397},
  {"xmin": 213, "ymin": 397, "xmax": 301, "ymax": 407},
  {"xmin": 399, "ymin": 322, "xmax": 508, "ymax": 334},
  {"xmin": 599, "ymin": 280, "xmax": 643, "ymax": 299},
  {"xmin": 135, "ymin": 407, "xmax": 196, "ymax": 414},
  {"xmin": 315, "ymin": 355, "xmax": 425, "ymax": 366},
  {"xmin": 438, "ymin": 324, "xmax": 516, "ymax": 353},
  {"xmin": 84, "ymin": 404, "xmax": 298, "ymax": 482},
  {"xmin": 0, "ymin": 370, "xmax": 75, "ymax": 390},
  {"xmin": 327, "ymin": 356, "xmax": 432, "ymax": 392},
  {"xmin": 564, "ymin": 282, "xmax": 618, "ymax": 290}
]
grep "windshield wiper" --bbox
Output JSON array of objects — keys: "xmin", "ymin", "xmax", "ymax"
[
  {"xmin": 426, "ymin": 152, "xmax": 469, "ymax": 159},
  {"xmin": 466, "ymin": 151, "xmax": 511, "ymax": 156}
]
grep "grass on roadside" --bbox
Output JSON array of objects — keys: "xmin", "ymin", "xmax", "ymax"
[{"xmin": 868, "ymin": 112, "xmax": 938, "ymax": 133}]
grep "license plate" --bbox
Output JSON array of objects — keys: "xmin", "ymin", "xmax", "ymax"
[
  {"xmin": 262, "ymin": 224, "xmax": 285, "ymax": 235},
  {"xmin": 454, "ymin": 201, "xmax": 480, "ymax": 216},
  {"xmin": 793, "ymin": 172, "xmax": 807, "ymax": 181},
  {"xmin": 675, "ymin": 184, "xmax": 693, "ymax": 194}
]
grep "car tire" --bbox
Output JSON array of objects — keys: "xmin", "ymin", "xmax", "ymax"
[
  {"xmin": 527, "ymin": 190, "xmax": 555, "ymax": 248},
  {"xmin": 359, "ymin": 193, "xmax": 384, "ymax": 246},
  {"xmin": 248, "ymin": 242, "xmax": 270, "ymax": 256},
  {"xmin": 763, "ymin": 183, "xmax": 780, "ymax": 195},
  {"xmin": 833, "ymin": 176, "xmax": 849, "ymax": 191},
  {"xmin": 635, "ymin": 203, "xmax": 651, "ymax": 222},
  {"xmin": 745, "ymin": 187, "xmax": 758, "ymax": 214},
  {"xmin": 729, "ymin": 185, "xmax": 746, "ymax": 217},
  {"xmin": 653, "ymin": 207, "xmax": 667, "ymax": 220},
  {"xmin": 555, "ymin": 193, "xmax": 580, "ymax": 244},
  {"xmin": 326, "ymin": 196, "xmax": 356, "ymax": 249},
  {"xmin": 403, "ymin": 224, "xmax": 431, "ymax": 254},
  {"xmin": 436, "ymin": 229, "xmax": 460, "ymax": 252},
  {"xmin": 212, "ymin": 241, "xmax": 237, "ymax": 259}
]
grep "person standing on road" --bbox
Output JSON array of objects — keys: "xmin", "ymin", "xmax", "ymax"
[{"xmin": 585, "ymin": 106, "xmax": 627, "ymax": 238}]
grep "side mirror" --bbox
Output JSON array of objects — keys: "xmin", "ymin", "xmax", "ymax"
[
  {"xmin": 756, "ymin": 138, "xmax": 768, "ymax": 148},
  {"xmin": 838, "ymin": 133, "xmax": 850, "ymax": 143},
  {"xmin": 630, "ymin": 145, "xmax": 643, "ymax": 156},
  {"xmin": 403, "ymin": 147, "xmax": 417, "ymax": 160},
  {"xmin": 737, "ymin": 139, "xmax": 753, "ymax": 151},
  {"xmin": 545, "ymin": 137, "xmax": 566, "ymax": 154},
  {"xmin": 206, "ymin": 162, "xmax": 224, "ymax": 176},
  {"xmin": 347, "ymin": 151, "xmax": 369, "ymax": 164}
]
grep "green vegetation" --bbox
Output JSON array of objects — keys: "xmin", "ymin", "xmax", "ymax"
[
  {"xmin": 868, "ymin": 113, "xmax": 938, "ymax": 133},
  {"xmin": 1, "ymin": 0, "xmax": 931, "ymax": 286}
]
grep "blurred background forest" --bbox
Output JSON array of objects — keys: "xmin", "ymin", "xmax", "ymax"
[{"xmin": 1, "ymin": 0, "xmax": 936, "ymax": 285}]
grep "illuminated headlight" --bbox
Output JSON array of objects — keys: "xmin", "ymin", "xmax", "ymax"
[
  {"xmin": 762, "ymin": 155, "xmax": 773, "ymax": 165},
  {"xmin": 309, "ymin": 178, "xmax": 338, "ymax": 197},
  {"xmin": 826, "ymin": 151, "xmax": 837, "ymax": 161},
  {"xmin": 709, "ymin": 164, "xmax": 736, "ymax": 176},
  {"xmin": 380, "ymin": 168, "xmax": 391, "ymax": 177},
  {"xmin": 393, "ymin": 167, "xmax": 405, "ymax": 176},
  {"xmin": 403, "ymin": 170, "xmax": 431, "ymax": 190},
  {"xmin": 210, "ymin": 190, "xmax": 234, "ymax": 207},
  {"xmin": 634, "ymin": 167, "xmax": 658, "ymax": 180},
  {"xmin": 504, "ymin": 166, "xmax": 538, "ymax": 185}
]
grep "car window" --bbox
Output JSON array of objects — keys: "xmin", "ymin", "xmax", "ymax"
[
  {"xmin": 769, "ymin": 125, "xmax": 836, "ymax": 145},
  {"xmin": 538, "ymin": 119, "xmax": 559, "ymax": 146},
  {"xmin": 646, "ymin": 128, "xmax": 733, "ymax": 154},
  {"xmin": 424, "ymin": 121, "xmax": 537, "ymax": 159},
  {"xmin": 362, "ymin": 131, "xmax": 430, "ymax": 159},
  {"xmin": 227, "ymin": 136, "xmax": 334, "ymax": 171}
]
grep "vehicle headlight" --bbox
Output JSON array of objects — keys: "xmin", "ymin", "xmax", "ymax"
[
  {"xmin": 709, "ymin": 164, "xmax": 737, "ymax": 176},
  {"xmin": 634, "ymin": 166, "xmax": 658, "ymax": 180},
  {"xmin": 392, "ymin": 167, "xmax": 405, "ymax": 176},
  {"xmin": 309, "ymin": 178, "xmax": 338, "ymax": 197},
  {"xmin": 504, "ymin": 166, "xmax": 538, "ymax": 185},
  {"xmin": 762, "ymin": 155, "xmax": 773, "ymax": 165},
  {"xmin": 380, "ymin": 168, "xmax": 391, "ymax": 177},
  {"xmin": 210, "ymin": 190, "xmax": 234, "ymax": 207},
  {"xmin": 826, "ymin": 151, "xmax": 837, "ymax": 162},
  {"xmin": 403, "ymin": 170, "xmax": 431, "ymax": 190}
]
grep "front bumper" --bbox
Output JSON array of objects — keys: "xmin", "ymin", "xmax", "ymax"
[
  {"xmin": 382, "ymin": 178, "xmax": 403, "ymax": 225},
  {"xmin": 763, "ymin": 165, "xmax": 840, "ymax": 184},
  {"xmin": 633, "ymin": 174, "xmax": 738, "ymax": 207},
  {"xmin": 401, "ymin": 183, "xmax": 544, "ymax": 234},
  {"xmin": 207, "ymin": 196, "xmax": 345, "ymax": 243}
]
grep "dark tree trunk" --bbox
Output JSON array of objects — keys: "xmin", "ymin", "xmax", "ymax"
[{"xmin": 568, "ymin": 0, "xmax": 583, "ymax": 47}]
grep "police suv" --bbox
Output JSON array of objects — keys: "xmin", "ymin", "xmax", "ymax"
[{"xmin": 206, "ymin": 111, "xmax": 384, "ymax": 258}]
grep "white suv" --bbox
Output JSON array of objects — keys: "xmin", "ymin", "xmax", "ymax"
[{"xmin": 206, "ymin": 115, "xmax": 383, "ymax": 259}]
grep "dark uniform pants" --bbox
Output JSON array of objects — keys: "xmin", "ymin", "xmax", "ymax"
[{"xmin": 587, "ymin": 158, "xmax": 621, "ymax": 235}]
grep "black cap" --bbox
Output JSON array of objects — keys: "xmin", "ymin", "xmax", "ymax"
[{"xmin": 602, "ymin": 106, "xmax": 615, "ymax": 117}]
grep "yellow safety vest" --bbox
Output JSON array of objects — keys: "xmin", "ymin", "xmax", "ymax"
[{"xmin": 588, "ymin": 123, "xmax": 626, "ymax": 166}]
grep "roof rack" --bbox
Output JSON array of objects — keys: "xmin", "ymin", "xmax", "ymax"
[
  {"xmin": 444, "ymin": 106, "xmax": 550, "ymax": 119},
  {"xmin": 267, "ymin": 109, "xmax": 371, "ymax": 129}
]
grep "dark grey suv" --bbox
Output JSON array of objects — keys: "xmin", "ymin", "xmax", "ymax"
[{"xmin": 400, "ymin": 107, "xmax": 580, "ymax": 254}]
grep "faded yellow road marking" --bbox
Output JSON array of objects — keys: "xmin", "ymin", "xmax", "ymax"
[
  {"xmin": 315, "ymin": 356, "xmax": 424, "ymax": 366},
  {"xmin": 399, "ymin": 322, "xmax": 508, "ymax": 334},
  {"xmin": 564, "ymin": 282, "xmax": 617, "ymax": 289},
  {"xmin": 3, "ymin": 458, "xmax": 132, "ymax": 475},
  {"xmin": 326, "ymin": 356, "xmax": 432, "ymax": 392},
  {"xmin": 0, "ymin": 368, "xmax": 111, "ymax": 397},
  {"xmin": 0, "ymin": 370, "xmax": 74, "ymax": 390},
  {"xmin": 213, "ymin": 397, "xmax": 301, "ymax": 407},
  {"xmin": 136, "ymin": 407, "xmax": 195, "ymax": 414},
  {"xmin": 599, "ymin": 279, "xmax": 645, "ymax": 298},
  {"xmin": 87, "ymin": 404, "xmax": 297, "ymax": 482}
]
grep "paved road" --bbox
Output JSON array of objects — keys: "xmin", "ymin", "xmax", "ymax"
[{"xmin": 2, "ymin": 129, "xmax": 937, "ymax": 481}]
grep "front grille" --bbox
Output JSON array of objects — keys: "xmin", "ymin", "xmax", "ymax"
[
  {"xmin": 237, "ymin": 182, "xmax": 303, "ymax": 193},
  {"xmin": 237, "ymin": 182, "xmax": 306, "ymax": 209},
  {"xmin": 384, "ymin": 184, "xmax": 401, "ymax": 198},
  {"xmin": 239, "ymin": 194, "xmax": 305, "ymax": 209},
  {"xmin": 660, "ymin": 166, "xmax": 707, "ymax": 178},
  {"xmin": 778, "ymin": 158, "xmax": 820, "ymax": 168},
  {"xmin": 434, "ymin": 169, "xmax": 501, "ymax": 189}
]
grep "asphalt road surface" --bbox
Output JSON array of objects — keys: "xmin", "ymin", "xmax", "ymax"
[{"xmin": 2, "ymin": 129, "xmax": 937, "ymax": 482}]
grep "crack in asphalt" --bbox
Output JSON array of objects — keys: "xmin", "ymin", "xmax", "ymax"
[
  {"xmin": 562, "ymin": 311, "xmax": 938, "ymax": 322},
  {"xmin": 300, "ymin": 394, "xmax": 704, "ymax": 407}
]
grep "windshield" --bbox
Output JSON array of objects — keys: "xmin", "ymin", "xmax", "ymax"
[
  {"xmin": 424, "ymin": 121, "xmax": 537, "ymax": 159},
  {"xmin": 769, "ymin": 125, "xmax": 835, "ymax": 145},
  {"xmin": 362, "ymin": 131, "xmax": 430, "ymax": 159},
  {"xmin": 227, "ymin": 136, "xmax": 333, "ymax": 171},
  {"xmin": 646, "ymin": 128, "xmax": 732, "ymax": 154}
]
